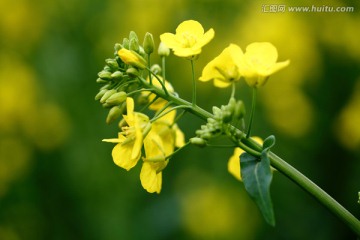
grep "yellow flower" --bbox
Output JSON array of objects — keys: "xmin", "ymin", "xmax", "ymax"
[
  {"xmin": 228, "ymin": 137, "xmax": 263, "ymax": 181},
  {"xmin": 199, "ymin": 44, "xmax": 243, "ymax": 88},
  {"xmin": 103, "ymin": 97, "xmax": 151, "ymax": 170},
  {"xmin": 239, "ymin": 42, "xmax": 290, "ymax": 88},
  {"xmin": 117, "ymin": 48, "xmax": 147, "ymax": 69},
  {"xmin": 160, "ymin": 20, "xmax": 215, "ymax": 58},
  {"xmin": 140, "ymin": 110, "xmax": 185, "ymax": 193},
  {"xmin": 142, "ymin": 75, "xmax": 174, "ymax": 111}
]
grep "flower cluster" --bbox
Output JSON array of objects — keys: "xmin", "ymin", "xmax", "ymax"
[
  {"xmin": 200, "ymin": 42, "xmax": 290, "ymax": 88},
  {"xmin": 95, "ymin": 30, "xmax": 185, "ymax": 193},
  {"xmin": 95, "ymin": 20, "xmax": 289, "ymax": 193}
]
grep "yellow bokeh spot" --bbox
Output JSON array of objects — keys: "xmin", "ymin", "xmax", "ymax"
[
  {"xmin": 177, "ymin": 170, "xmax": 260, "ymax": 239},
  {"xmin": 336, "ymin": 80, "xmax": 360, "ymax": 149}
]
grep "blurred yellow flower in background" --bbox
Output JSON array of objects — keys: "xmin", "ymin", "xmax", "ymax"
[
  {"xmin": 240, "ymin": 42, "xmax": 290, "ymax": 88},
  {"xmin": 199, "ymin": 44, "xmax": 243, "ymax": 88},
  {"xmin": 160, "ymin": 20, "xmax": 215, "ymax": 58},
  {"xmin": 103, "ymin": 97, "xmax": 151, "ymax": 170},
  {"xmin": 228, "ymin": 137, "xmax": 263, "ymax": 181}
]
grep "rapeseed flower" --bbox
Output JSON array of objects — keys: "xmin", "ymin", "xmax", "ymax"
[
  {"xmin": 199, "ymin": 44, "xmax": 243, "ymax": 88},
  {"xmin": 239, "ymin": 42, "xmax": 290, "ymax": 88},
  {"xmin": 160, "ymin": 20, "xmax": 214, "ymax": 58},
  {"xmin": 141, "ymin": 110, "xmax": 185, "ymax": 193},
  {"xmin": 103, "ymin": 97, "xmax": 151, "ymax": 170}
]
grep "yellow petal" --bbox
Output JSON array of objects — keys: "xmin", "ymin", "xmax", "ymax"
[
  {"xmin": 174, "ymin": 125, "xmax": 185, "ymax": 148},
  {"xmin": 245, "ymin": 42, "xmax": 278, "ymax": 68},
  {"xmin": 159, "ymin": 33, "xmax": 178, "ymax": 49},
  {"xmin": 176, "ymin": 20, "xmax": 204, "ymax": 37},
  {"xmin": 173, "ymin": 47, "xmax": 202, "ymax": 57},
  {"xmin": 214, "ymin": 79, "xmax": 232, "ymax": 88},
  {"xmin": 193, "ymin": 28, "xmax": 215, "ymax": 49},
  {"xmin": 112, "ymin": 142, "xmax": 139, "ymax": 170},
  {"xmin": 228, "ymin": 147, "xmax": 244, "ymax": 181},
  {"xmin": 140, "ymin": 162, "xmax": 162, "ymax": 193}
]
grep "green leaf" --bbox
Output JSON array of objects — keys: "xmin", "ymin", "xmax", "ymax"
[{"xmin": 240, "ymin": 135, "xmax": 276, "ymax": 226}]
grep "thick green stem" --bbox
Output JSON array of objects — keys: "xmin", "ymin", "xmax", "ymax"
[{"xmin": 139, "ymin": 76, "xmax": 360, "ymax": 235}]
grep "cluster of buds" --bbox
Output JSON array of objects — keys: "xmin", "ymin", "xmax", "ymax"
[
  {"xmin": 94, "ymin": 31, "xmax": 155, "ymax": 124},
  {"xmin": 190, "ymin": 98, "xmax": 246, "ymax": 147}
]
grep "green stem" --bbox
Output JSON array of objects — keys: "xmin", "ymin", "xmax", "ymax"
[
  {"xmin": 161, "ymin": 56, "xmax": 166, "ymax": 82},
  {"xmin": 191, "ymin": 60, "xmax": 196, "ymax": 106},
  {"xmin": 246, "ymin": 87, "xmax": 257, "ymax": 138},
  {"xmin": 148, "ymin": 54, "xmax": 152, "ymax": 85},
  {"xmin": 231, "ymin": 82, "xmax": 236, "ymax": 99},
  {"xmin": 139, "ymin": 76, "xmax": 360, "ymax": 234}
]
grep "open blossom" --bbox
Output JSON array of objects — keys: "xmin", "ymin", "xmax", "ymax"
[
  {"xmin": 199, "ymin": 44, "xmax": 243, "ymax": 88},
  {"xmin": 141, "ymin": 110, "xmax": 185, "ymax": 193},
  {"xmin": 239, "ymin": 42, "xmax": 290, "ymax": 88},
  {"xmin": 160, "ymin": 20, "xmax": 215, "ymax": 58},
  {"xmin": 228, "ymin": 137, "xmax": 263, "ymax": 181},
  {"xmin": 103, "ymin": 97, "xmax": 151, "ymax": 170}
]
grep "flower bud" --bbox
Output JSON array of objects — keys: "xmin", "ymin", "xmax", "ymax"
[
  {"xmin": 190, "ymin": 137, "xmax": 207, "ymax": 147},
  {"xmin": 118, "ymin": 48, "xmax": 147, "ymax": 69},
  {"xmin": 158, "ymin": 42, "xmax": 170, "ymax": 57},
  {"xmin": 106, "ymin": 106, "xmax": 123, "ymax": 124},
  {"xmin": 234, "ymin": 101, "xmax": 246, "ymax": 120},
  {"xmin": 129, "ymin": 31, "xmax": 138, "ymax": 42},
  {"xmin": 100, "ymin": 89, "xmax": 117, "ymax": 103},
  {"xmin": 143, "ymin": 32, "xmax": 155, "ymax": 54},
  {"xmin": 98, "ymin": 71, "xmax": 112, "ymax": 80},
  {"xmin": 126, "ymin": 67, "xmax": 140, "ymax": 78},
  {"xmin": 129, "ymin": 38, "xmax": 139, "ymax": 52},
  {"xmin": 122, "ymin": 38, "xmax": 130, "ymax": 49},
  {"xmin": 111, "ymin": 71, "xmax": 123, "ymax": 80},
  {"xmin": 95, "ymin": 89, "xmax": 108, "ymax": 100},
  {"xmin": 105, "ymin": 91, "xmax": 127, "ymax": 105},
  {"xmin": 150, "ymin": 64, "xmax": 161, "ymax": 74},
  {"xmin": 105, "ymin": 58, "xmax": 119, "ymax": 70},
  {"xmin": 96, "ymin": 78, "xmax": 108, "ymax": 84},
  {"xmin": 114, "ymin": 43, "xmax": 122, "ymax": 52}
]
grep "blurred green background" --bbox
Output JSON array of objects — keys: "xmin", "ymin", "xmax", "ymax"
[{"xmin": 1, "ymin": 0, "xmax": 359, "ymax": 239}]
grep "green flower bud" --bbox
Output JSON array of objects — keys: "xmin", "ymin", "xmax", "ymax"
[
  {"xmin": 122, "ymin": 38, "xmax": 129, "ymax": 49},
  {"xmin": 96, "ymin": 78, "xmax": 108, "ymax": 84},
  {"xmin": 129, "ymin": 31, "xmax": 138, "ymax": 42},
  {"xmin": 150, "ymin": 64, "xmax": 161, "ymax": 74},
  {"xmin": 95, "ymin": 89, "xmax": 108, "ymax": 101},
  {"xmin": 143, "ymin": 32, "xmax": 155, "ymax": 54},
  {"xmin": 105, "ymin": 58, "xmax": 119, "ymax": 70},
  {"xmin": 129, "ymin": 38, "xmax": 139, "ymax": 52},
  {"xmin": 100, "ymin": 83, "xmax": 111, "ymax": 91},
  {"xmin": 106, "ymin": 106, "xmax": 123, "ymax": 124},
  {"xmin": 234, "ymin": 101, "xmax": 246, "ymax": 120},
  {"xmin": 114, "ymin": 43, "xmax": 122, "ymax": 52},
  {"xmin": 105, "ymin": 91, "xmax": 127, "ymax": 105},
  {"xmin": 212, "ymin": 106, "xmax": 222, "ymax": 117},
  {"xmin": 111, "ymin": 71, "xmax": 123, "ymax": 80},
  {"xmin": 100, "ymin": 89, "xmax": 117, "ymax": 103},
  {"xmin": 158, "ymin": 42, "xmax": 170, "ymax": 57},
  {"xmin": 98, "ymin": 71, "xmax": 112, "ymax": 80},
  {"xmin": 222, "ymin": 110, "xmax": 232, "ymax": 123},
  {"xmin": 126, "ymin": 67, "xmax": 140, "ymax": 78},
  {"xmin": 190, "ymin": 137, "xmax": 207, "ymax": 147}
]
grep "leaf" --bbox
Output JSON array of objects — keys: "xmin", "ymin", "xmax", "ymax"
[{"xmin": 240, "ymin": 136, "xmax": 276, "ymax": 226}]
